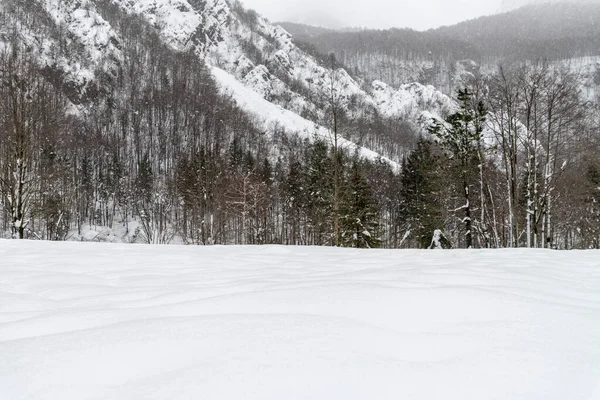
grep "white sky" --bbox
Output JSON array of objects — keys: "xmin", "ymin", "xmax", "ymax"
[{"xmin": 240, "ymin": 0, "xmax": 505, "ymax": 30}]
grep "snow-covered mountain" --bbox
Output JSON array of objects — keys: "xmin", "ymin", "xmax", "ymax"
[{"xmin": 0, "ymin": 0, "xmax": 455, "ymax": 164}]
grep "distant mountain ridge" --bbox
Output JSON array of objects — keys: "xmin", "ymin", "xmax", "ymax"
[
  {"xmin": 435, "ymin": 2, "xmax": 600, "ymax": 59},
  {"xmin": 282, "ymin": 2, "xmax": 600, "ymax": 60},
  {"xmin": 279, "ymin": 2, "xmax": 600, "ymax": 92},
  {"xmin": 500, "ymin": 0, "xmax": 600, "ymax": 11}
]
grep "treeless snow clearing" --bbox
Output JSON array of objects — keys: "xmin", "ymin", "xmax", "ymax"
[{"xmin": 1, "ymin": 241, "xmax": 599, "ymax": 399}]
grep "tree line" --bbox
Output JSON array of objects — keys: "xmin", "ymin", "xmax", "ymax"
[
  {"xmin": 0, "ymin": 13, "xmax": 395, "ymax": 247},
  {"xmin": 400, "ymin": 64, "xmax": 600, "ymax": 249},
  {"xmin": 283, "ymin": 3, "xmax": 600, "ymax": 94},
  {"xmin": 0, "ymin": 4, "xmax": 598, "ymax": 249}
]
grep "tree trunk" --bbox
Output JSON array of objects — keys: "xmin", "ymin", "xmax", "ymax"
[{"xmin": 464, "ymin": 180, "xmax": 472, "ymax": 249}]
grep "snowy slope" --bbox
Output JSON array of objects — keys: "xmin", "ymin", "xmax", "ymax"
[
  {"xmin": 372, "ymin": 79, "xmax": 455, "ymax": 129},
  {"xmin": 1, "ymin": 241, "xmax": 599, "ymax": 400},
  {"xmin": 212, "ymin": 67, "xmax": 400, "ymax": 168},
  {"xmin": 1, "ymin": 0, "xmax": 455, "ymax": 162},
  {"xmin": 109, "ymin": 0, "xmax": 451, "ymax": 125},
  {"xmin": 40, "ymin": 0, "xmax": 122, "ymax": 63},
  {"xmin": 0, "ymin": 0, "xmax": 122, "ymax": 102},
  {"xmin": 110, "ymin": 0, "xmax": 212, "ymax": 50}
]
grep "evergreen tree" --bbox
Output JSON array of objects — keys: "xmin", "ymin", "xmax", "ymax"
[
  {"xmin": 582, "ymin": 162, "xmax": 600, "ymax": 248},
  {"xmin": 305, "ymin": 140, "xmax": 335, "ymax": 245},
  {"xmin": 429, "ymin": 88, "xmax": 486, "ymax": 248},
  {"xmin": 340, "ymin": 161, "xmax": 381, "ymax": 248},
  {"xmin": 228, "ymin": 137, "xmax": 245, "ymax": 173},
  {"xmin": 136, "ymin": 153, "xmax": 154, "ymax": 204},
  {"xmin": 398, "ymin": 138, "xmax": 445, "ymax": 248},
  {"xmin": 282, "ymin": 160, "xmax": 308, "ymax": 244}
]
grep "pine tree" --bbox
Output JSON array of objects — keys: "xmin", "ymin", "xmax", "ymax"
[
  {"xmin": 305, "ymin": 140, "xmax": 335, "ymax": 245},
  {"xmin": 136, "ymin": 154, "xmax": 154, "ymax": 204},
  {"xmin": 429, "ymin": 88, "xmax": 486, "ymax": 248},
  {"xmin": 282, "ymin": 160, "xmax": 308, "ymax": 244},
  {"xmin": 340, "ymin": 161, "xmax": 381, "ymax": 248},
  {"xmin": 398, "ymin": 138, "xmax": 445, "ymax": 248},
  {"xmin": 582, "ymin": 162, "xmax": 600, "ymax": 248}
]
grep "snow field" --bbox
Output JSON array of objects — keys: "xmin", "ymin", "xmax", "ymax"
[{"xmin": 0, "ymin": 241, "xmax": 599, "ymax": 399}]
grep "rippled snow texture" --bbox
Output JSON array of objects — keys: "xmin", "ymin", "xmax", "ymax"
[{"xmin": 1, "ymin": 241, "xmax": 599, "ymax": 399}]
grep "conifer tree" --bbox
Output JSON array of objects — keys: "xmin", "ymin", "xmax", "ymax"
[
  {"xmin": 340, "ymin": 161, "xmax": 381, "ymax": 248},
  {"xmin": 582, "ymin": 162, "xmax": 600, "ymax": 248},
  {"xmin": 305, "ymin": 141, "xmax": 335, "ymax": 245},
  {"xmin": 282, "ymin": 160, "xmax": 308, "ymax": 244},
  {"xmin": 429, "ymin": 88, "xmax": 486, "ymax": 248},
  {"xmin": 398, "ymin": 138, "xmax": 445, "ymax": 248}
]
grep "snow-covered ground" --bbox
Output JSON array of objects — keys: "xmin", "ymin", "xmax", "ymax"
[{"xmin": 1, "ymin": 241, "xmax": 599, "ymax": 400}]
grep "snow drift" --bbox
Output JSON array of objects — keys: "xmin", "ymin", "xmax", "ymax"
[{"xmin": 0, "ymin": 241, "xmax": 599, "ymax": 399}]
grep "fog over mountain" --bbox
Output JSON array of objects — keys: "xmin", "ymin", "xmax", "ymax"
[
  {"xmin": 242, "ymin": 0, "xmax": 600, "ymax": 30},
  {"xmin": 501, "ymin": 0, "xmax": 600, "ymax": 11},
  {"xmin": 241, "ymin": 0, "xmax": 502, "ymax": 30}
]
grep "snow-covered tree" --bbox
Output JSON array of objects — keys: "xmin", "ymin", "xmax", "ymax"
[
  {"xmin": 398, "ymin": 138, "xmax": 445, "ymax": 248},
  {"xmin": 341, "ymin": 161, "xmax": 381, "ymax": 248},
  {"xmin": 429, "ymin": 88, "xmax": 486, "ymax": 248}
]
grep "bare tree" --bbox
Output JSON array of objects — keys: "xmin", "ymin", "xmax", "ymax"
[
  {"xmin": 487, "ymin": 64, "xmax": 523, "ymax": 247},
  {"xmin": 0, "ymin": 45, "xmax": 66, "ymax": 238}
]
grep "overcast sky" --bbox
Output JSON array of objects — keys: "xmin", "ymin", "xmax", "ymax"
[{"xmin": 240, "ymin": 0, "xmax": 505, "ymax": 30}]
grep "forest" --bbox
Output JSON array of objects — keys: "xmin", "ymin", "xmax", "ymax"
[
  {"xmin": 0, "ymin": 3, "xmax": 599, "ymax": 249},
  {"xmin": 282, "ymin": 2, "xmax": 600, "ymax": 92}
]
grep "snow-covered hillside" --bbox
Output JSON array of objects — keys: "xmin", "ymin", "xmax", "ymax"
[
  {"xmin": 1, "ymin": 241, "xmax": 599, "ymax": 399},
  {"xmin": 0, "ymin": 0, "xmax": 454, "ymax": 163},
  {"xmin": 212, "ymin": 66, "xmax": 400, "ymax": 167},
  {"xmin": 0, "ymin": 0, "xmax": 122, "ymax": 102},
  {"xmin": 372, "ymin": 79, "xmax": 455, "ymax": 127}
]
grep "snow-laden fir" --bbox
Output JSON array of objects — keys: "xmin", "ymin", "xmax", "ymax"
[{"xmin": 1, "ymin": 241, "xmax": 599, "ymax": 399}]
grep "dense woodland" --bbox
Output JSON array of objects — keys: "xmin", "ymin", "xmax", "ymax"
[
  {"xmin": 282, "ymin": 2, "xmax": 600, "ymax": 92},
  {"xmin": 1, "ymin": 3, "xmax": 599, "ymax": 249}
]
